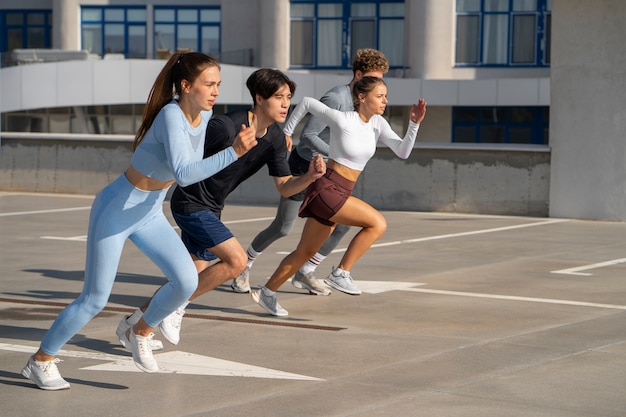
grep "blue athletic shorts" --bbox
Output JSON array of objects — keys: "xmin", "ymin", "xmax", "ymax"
[{"xmin": 172, "ymin": 210, "xmax": 234, "ymax": 261}]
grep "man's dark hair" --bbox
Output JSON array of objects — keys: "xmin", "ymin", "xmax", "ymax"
[{"xmin": 246, "ymin": 68, "xmax": 296, "ymax": 105}]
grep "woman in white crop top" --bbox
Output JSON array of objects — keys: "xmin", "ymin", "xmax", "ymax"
[{"xmin": 251, "ymin": 77, "xmax": 426, "ymax": 316}]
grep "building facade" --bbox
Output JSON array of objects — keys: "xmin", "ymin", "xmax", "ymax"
[{"xmin": 1, "ymin": 0, "xmax": 625, "ymax": 220}]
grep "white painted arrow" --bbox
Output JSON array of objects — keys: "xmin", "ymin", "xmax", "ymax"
[{"xmin": 0, "ymin": 343, "xmax": 322, "ymax": 381}]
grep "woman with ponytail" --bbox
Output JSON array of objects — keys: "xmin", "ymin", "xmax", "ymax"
[{"xmin": 21, "ymin": 52, "xmax": 257, "ymax": 390}]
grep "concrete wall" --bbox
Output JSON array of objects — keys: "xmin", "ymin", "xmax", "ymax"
[
  {"xmin": 0, "ymin": 136, "xmax": 550, "ymax": 217},
  {"xmin": 549, "ymin": 0, "xmax": 626, "ymax": 220}
]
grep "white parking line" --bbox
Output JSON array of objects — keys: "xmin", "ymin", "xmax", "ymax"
[
  {"xmin": 0, "ymin": 206, "xmax": 91, "ymax": 217},
  {"xmin": 276, "ymin": 218, "xmax": 569, "ymax": 254},
  {"xmin": 551, "ymin": 257, "xmax": 626, "ymax": 276}
]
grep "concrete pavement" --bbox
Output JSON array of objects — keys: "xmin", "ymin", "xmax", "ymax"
[{"xmin": 1, "ymin": 191, "xmax": 625, "ymax": 417}]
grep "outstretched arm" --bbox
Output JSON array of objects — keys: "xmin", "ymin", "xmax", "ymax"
[
  {"xmin": 377, "ymin": 98, "xmax": 427, "ymax": 159},
  {"xmin": 283, "ymin": 97, "xmax": 343, "ymax": 137}
]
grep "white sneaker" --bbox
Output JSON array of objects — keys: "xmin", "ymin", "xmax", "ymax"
[
  {"xmin": 159, "ymin": 307, "xmax": 185, "ymax": 345},
  {"xmin": 251, "ymin": 288, "xmax": 288, "ymax": 316},
  {"xmin": 21, "ymin": 357, "xmax": 70, "ymax": 390},
  {"xmin": 292, "ymin": 271, "xmax": 331, "ymax": 296},
  {"xmin": 324, "ymin": 267, "xmax": 362, "ymax": 295},
  {"xmin": 232, "ymin": 267, "xmax": 251, "ymax": 293},
  {"xmin": 128, "ymin": 330, "xmax": 159, "ymax": 373},
  {"xmin": 116, "ymin": 314, "xmax": 164, "ymax": 350}
]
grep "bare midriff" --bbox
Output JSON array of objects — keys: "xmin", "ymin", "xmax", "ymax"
[
  {"xmin": 327, "ymin": 159, "xmax": 361, "ymax": 182},
  {"xmin": 124, "ymin": 165, "xmax": 175, "ymax": 191}
]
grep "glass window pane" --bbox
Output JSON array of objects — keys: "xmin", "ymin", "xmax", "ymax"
[
  {"xmin": 544, "ymin": 14, "xmax": 551, "ymax": 64},
  {"xmin": 105, "ymin": 24, "xmax": 125, "ymax": 54},
  {"xmin": 27, "ymin": 28, "xmax": 45, "ymax": 48},
  {"xmin": 155, "ymin": 9, "xmax": 175, "ymax": 22},
  {"xmin": 480, "ymin": 125, "xmax": 506, "ymax": 143},
  {"xmin": 454, "ymin": 126, "xmax": 478, "ymax": 142},
  {"xmin": 379, "ymin": 19, "xmax": 404, "ymax": 67},
  {"xmin": 350, "ymin": 20, "xmax": 376, "ymax": 58},
  {"xmin": 104, "ymin": 9, "xmax": 124, "ymax": 21},
  {"xmin": 178, "ymin": 9, "xmax": 198, "ymax": 23},
  {"xmin": 177, "ymin": 24, "xmax": 197, "ymax": 51},
  {"xmin": 6, "ymin": 13, "xmax": 24, "ymax": 25},
  {"xmin": 200, "ymin": 9, "xmax": 220, "ymax": 22},
  {"xmin": 27, "ymin": 13, "xmax": 45, "ymax": 25},
  {"xmin": 351, "ymin": 3, "xmax": 376, "ymax": 17},
  {"xmin": 155, "ymin": 24, "xmax": 175, "ymax": 50},
  {"xmin": 290, "ymin": 20, "xmax": 314, "ymax": 66},
  {"xmin": 481, "ymin": 107, "xmax": 504, "ymax": 122},
  {"xmin": 509, "ymin": 107, "xmax": 533, "ymax": 122},
  {"xmin": 509, "ymin": 127, "xmax": 532, "ymax": 143},
  {"xmin": 484, "ymin": 0, "xmax": 509, "ymax": 12},
  {"xmin": 456, "ymin": 15, "xmax": 479, "ymax": 63},
  {"xmin": 513, "ymin": 0, "xmax": 537, "ymax": 12},
  {"xmin": 456, "ymin": 0, "xmax": 481, "ymax": 13},
  {"xmin": 454, "ymin": 107, "xmax": 478, "ymax": 122},
  {"xmin": 483, "ymin": 14, "xmax": 508, "ymax": 64},
  {"xmin": 8, "ymin": 28, "xmax": 23, "ymax": 50},
  {"xmin": 201, "ymin": 26, "xmax": 219, "ymax": 54},
  {"xmin": 380, "ymin": 3, "xmax": 404, "ymax": 17},
  {"xmin": 127, "ymin": 9, "xmax": 146, "ymax": 22},
  {"xmin": 82, "ymin": 24, "xmax": 102, "ymax": 54},
  {"xmin": 546, "ymin": 0, "xmax": 552, "ymax": 11},
  {"xmin": 291, "ymin": 4, "xmax": 314, "ymax": 17},
  {"xmin": 317, "ymin": 20, "xmax": 342, "ymax": 66},
  {"xmin": 512, "ymin": 15, "xmax": 535, "ymax": 63},
  {"xmin": 318, "ymin": 4, "xmax": 342, "ymax": 18},
  {"xmin": 82, "ymin": 8, "xmax": 101, "ymax": 21},
  {"xmin": 128, "ymin": 25, "xmax": 146, "ymax": 58}
]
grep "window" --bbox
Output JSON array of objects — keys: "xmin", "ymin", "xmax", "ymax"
[
  {"xmin": 290, "ymin": 0, "xmax": 404, "ymax": 69},
  {"xmin": 452, "ymin": 106, "xmax": 549, "ymax": 144},
  {"xmin": 154, "ymin": 6, "xmax": 220, "ymax": 56},
  {"xmin": 0, "ymin": 9, "xmax": 52, "ymax": 67},
  {"xmin": 81, "ymin": 6, "xmax": 147, "ymax": 58},
  {"xmin": 455, "ymin": 0, "xmax": 551, "ymax": 67}
]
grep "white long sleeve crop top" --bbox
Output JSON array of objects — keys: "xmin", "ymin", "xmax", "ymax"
[{"xmin": 283, "ymin": 97, "xmax": 419, "ymax": 171}]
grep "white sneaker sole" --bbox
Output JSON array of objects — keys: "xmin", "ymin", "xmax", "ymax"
[
  {"xmin": 324, "ymin": 279, "xmax": 362, "ymax": 295},
  {"xmin": 291, "ymin": 278, "xmax": 331, "ymax": 296}
]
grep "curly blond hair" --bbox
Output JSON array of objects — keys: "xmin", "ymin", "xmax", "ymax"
[{"xmin": 352, "ymin": 48, "xmax": 389, "ymax": 75}]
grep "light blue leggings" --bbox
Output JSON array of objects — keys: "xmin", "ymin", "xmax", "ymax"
[{"xmin": 41, "ymin": 174, "xmax": 198, "ymax": 356}]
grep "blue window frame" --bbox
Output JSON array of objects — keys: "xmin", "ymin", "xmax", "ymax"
[
  {"xmin": 452, "ymin": 106, "xmax": 549, "ymax": 144},
  {"xmin": 0, "ymin": 9, "xmax": 52, "ymax": 66},
  {"xmin": 455, "ymin": 0, "xmax": 551, "ymax": 67},
  {"xmin": 153, "ymin": 6, "xmax": 220, "ymax": 56},
  {"xmin": 81, "ymin": 6, "xmax": 147, "ymax": 58},
  {"xmin": 290, "ymin": 0, "xmax": 404, "ymax": 69}
]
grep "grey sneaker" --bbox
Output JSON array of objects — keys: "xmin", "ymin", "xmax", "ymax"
[
  {"xmin": 159, "ymin": 307, "xmax": 185, "ymax": 345},
  {"xmin": 292, "ymin": 271, "xmax": 331, "ymax": 296},
  {"xmin": 128, "ymin": 330, "xmax": 159, "ymax": 373},
  {"xmin": 21, "ymin": 357, "xmax": 70, "ymax": 390},
  {"xmin": 324, "ymin": 267, "xmax": 362, "ymax": 295},
  {"xmin": 231, "ymin": 267, "xmax": 251, "ymax": 293},
  {"xmin": 116, "ymin": 314, "xmax": 163, "ymax": 350},
  {"xmin": 251, "ymin": 288, "xmax": 288, "ymax": 317}
]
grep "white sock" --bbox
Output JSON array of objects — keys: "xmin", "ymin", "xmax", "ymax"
[
  {"xmin": 126, "ymin": 308, "xmax": 143, "ymax": 325},
  {"xmin": 246, "ymin": 246, "xmax": 262, "ymax": 269},
  {"xmin": 299, "ymin": 252, "xmax": 325, "ymax": 275},
  {"xmin": 262, "ymin": 286, "xmax": 275, "ymax": 296}
]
